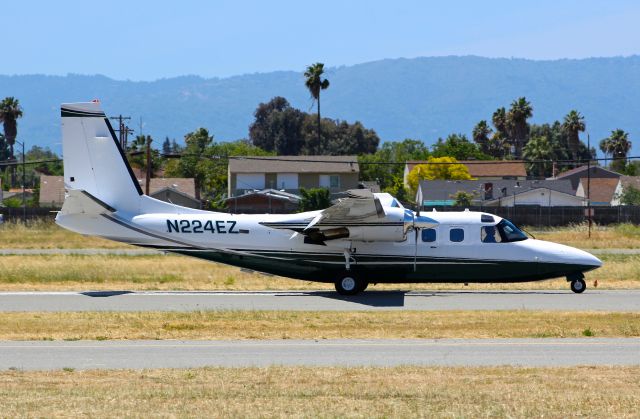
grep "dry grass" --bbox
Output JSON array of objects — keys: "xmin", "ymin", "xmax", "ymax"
[
  {"xmin": 1, "ymin": 366, "xmax": 639, "ymax": 417},
  {"xmin": 532, "ymin": 223, "xmax": 640, "ymax": 249},
  {"xmin": 1, "ymin": 311, "xmax": 638, "ymax": 340},
  {"xmin": 3, "ymin": 220, "xmax": 640, "ymax": 250},
  {"xmin": 0, "ymin": 253, "xmax": 636, "ymax": 291},
  {"xmin": 0, "ymin": 220, "xmax": 130, "ymax": 249}
]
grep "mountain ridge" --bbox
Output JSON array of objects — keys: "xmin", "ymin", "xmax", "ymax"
[{"xmin": 1, "ymin": 55, "xmax": 639, "ymax": 155}]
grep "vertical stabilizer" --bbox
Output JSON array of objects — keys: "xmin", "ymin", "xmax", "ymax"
[{"xmin": 61, "ymin": 102, "xmax": 143, "ymax": 214}]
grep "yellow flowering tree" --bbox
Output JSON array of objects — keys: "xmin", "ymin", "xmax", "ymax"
[{"xmin": 407, "ymin": 156, "xmax": 474, "ymax": 196}]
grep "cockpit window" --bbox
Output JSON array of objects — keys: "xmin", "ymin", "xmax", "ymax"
[
  {"xmin": 496, "ymin": 219, "xmax": 528, "ymax": 242},
  {"xmin": 481, "ymin": 226, "xmax": 502, "ymax": 243}
]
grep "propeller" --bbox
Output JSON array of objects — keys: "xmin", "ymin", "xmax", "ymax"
[{"xmin": 403, "ymin": 187, "xmax": 436, "ymax": 272}]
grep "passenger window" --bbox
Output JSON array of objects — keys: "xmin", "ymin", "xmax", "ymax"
[
  {"xmin": 481, "ymin": 226, "xmax": 502, "ymax": 243},
  {"xmin": 449, "ymin": 228, "xmax": 464, "ymax": 242},
  {"xmin": 422, "ymin": 228, "xmax": 437, "ymax": 242}
]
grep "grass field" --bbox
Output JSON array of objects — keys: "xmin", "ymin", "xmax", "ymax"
[
  {"xmin": 4, "ymin": 220, "xmax": 640, "ymax": 249},
  {"xmin": 1, "ymin": 366, "xmax": 639, "ymax": 417},
  {"xmin": 0, "ymin": 252, "xmax": 636, "ymax": 291},
  {"xmin": 1, "ymin": 311, "xmax": 638, "ymax": 340},
  {"xmin": 1, "ymin": 221, "xmax": 639, "ymax": 291}
]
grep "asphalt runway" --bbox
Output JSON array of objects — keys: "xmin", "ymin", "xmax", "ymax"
[
  {"xmin": 0, "ymin": 290, "xmax": 639, "ymax": 312},
  {"xmin": 1, "ymin": 338, "xmax": 638, "ymax": 370}
]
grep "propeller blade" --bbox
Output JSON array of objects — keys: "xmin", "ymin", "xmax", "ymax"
[{"xmin": 414, "ymin": 228, "xmax": 418, "ymax": 272}]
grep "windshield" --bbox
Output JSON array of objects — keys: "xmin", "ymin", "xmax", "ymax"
[{"xmin": 496, "ymin": 219, "xmax": 528, "ymax": 242}]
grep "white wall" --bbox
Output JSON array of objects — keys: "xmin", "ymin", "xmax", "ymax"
[
  {"xmin": 236, "ymin": 173, "xmax": 265, "ymax": 190},
  {"xmin": 489, "ymin": 189, "xmax": 585, "ymax": 207},
  {"xmin": 276, "ymin": 173, "xmax": 298, "ymax": 190}
]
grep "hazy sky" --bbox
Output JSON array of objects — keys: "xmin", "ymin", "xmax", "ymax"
[{"xmin": 4, "ymin": 0, "xmax": 640, "ymax": 80}]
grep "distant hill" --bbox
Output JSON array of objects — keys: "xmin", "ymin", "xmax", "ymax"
[{"xmin": 2, "ymin": 55, "xmax": 640, "ymax": 155}]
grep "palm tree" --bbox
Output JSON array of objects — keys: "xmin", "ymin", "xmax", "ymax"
[
  {"xmin": 304, "ymin": 63, "xmax": 330, "ymax": 144},
  {"xmin": 562, "ymin": 110, "xmax": 586, "ymax": 163},
  {"xmin": 506, "ymin": 97, "xmax": 533, "ymax": 158},
  {"xmin": 472, "ymin": 120, "xmax": 492, "ymax": 155},
  {"xmin": 491, "ymin": 107, "xmax": 508, "ymax": 136},
  {"xmin": 0, "ymin": 97, "xmax": 23, "ymax": 161},
  {"xmin": 601, "ymin": 129, "xmax": 631, "ymax": 173},
  {"xmin": 523, "ymin": 135, "xmax": 553, "ymax": 177}
]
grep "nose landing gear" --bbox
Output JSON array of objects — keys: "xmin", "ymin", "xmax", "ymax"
[{"xmin": 567, "ymin": 274, "xmax": 586, "ymax": 293}]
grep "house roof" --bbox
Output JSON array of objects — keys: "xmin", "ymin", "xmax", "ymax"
[
  {"xmin": 407, "ymin": 160, "xmax": 527, "ymax": 178},
  {"xmin": 620, "ymin": 176, "xmax": 640, "ymax": 190},
  {"xmin": 39, "ymin": 175, "xmax": 196, "ymax": 205},
  {"xmin": 229, "ymin": 156, "xmax": 359, "ymax": 174},
  {"xmin": 578, "ymin": 177, "xmax": 620, "ymax": 204},
  {"xmin": 418, "ymin": 179, "xmax": 576, "ymax": 202},
  {"xmin": 483, "ymin": 187, "xmax": 584, "ymax": 205},
  {"xmin": 555, "ymin": 165, "xmax": 622, "ymax": 179},
  {"xmin": 224, "ymin": 189, "xmax": 301, "ymax": 203},
  {"xmin": 137, "ymin": 178, "xmax": 196, "ymax": 198},
  {"xmin": 149, "ymin": 187, "xmax": 199, "ymax": 203}
]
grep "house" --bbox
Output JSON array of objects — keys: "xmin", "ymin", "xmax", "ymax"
[
  {"xmin": 404, "ymin": 160, "xmax": 527, "ymax": 188},
  {"xmin": 551, "ymin": 165, "xmax": 621, "ymax": 191},
  {"xmin": 418, "ymin": 179, "xmax": 584, "ymax": 207},
  {"xmin": 618, "ymin": 176, "xmax": 640, "ymax": 204},
  {"xmin": 39, "ymin": 175, "xmax": 66, "ymax": 207},
  {"xmin": 224, "ymin": 189, "xmax": 301, "ymax": 214},
  {"xmin": 227, "ymin": 155, "xmax": 359, "ymax": 198},
  {"xmin": 576, "ymin": 177, "xmax": 622, "ymax": 206},
  {"xmin": 39, "ymin": 175, "xmax": 200, "ymax": 209}
]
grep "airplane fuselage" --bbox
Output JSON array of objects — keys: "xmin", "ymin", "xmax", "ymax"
[{"xmin": 58, "ymin": 205, "xmax": 601, "ymax": 284}]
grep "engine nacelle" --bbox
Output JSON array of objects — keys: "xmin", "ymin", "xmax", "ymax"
[{"xmin": 346, "ymin": 206, "xmax": 406, "ymax": 242}]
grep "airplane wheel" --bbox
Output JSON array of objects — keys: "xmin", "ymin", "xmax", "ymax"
[
  {"xmin": 335, "ymin": 273, "xmax": 362, "ymax": 296},
  {"xmin": 570, "ymin": 278, "xmax": 586, "ymax": 294},
  {"xmin": 357, "ymin": 281, "xmax": 369, "ymax": 293}
]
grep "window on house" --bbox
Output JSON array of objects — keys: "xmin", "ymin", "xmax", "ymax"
[
  {"xmin": 449, "ymin": 228, "xmax": 464, "ymax": 242},
  {"xmin": 320, "ymin": 175, "xmax": 340, "ymax": 189}
]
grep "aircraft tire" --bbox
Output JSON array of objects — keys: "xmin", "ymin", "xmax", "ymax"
[
  {"xmin": 335, "ymin": 272, "xmax": 362, "ymax": 296},
  {"xmin": 570, "ymin": 278, "xmax": 586, "ymax": 293},
  {"xmin": 356, "ymin": 281, "xmax": 369, "ymax": 293}
]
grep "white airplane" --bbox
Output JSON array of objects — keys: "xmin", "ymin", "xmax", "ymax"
[{"xmin": 56, "ymin": 101, "xmax": 602, "ymax": 295}]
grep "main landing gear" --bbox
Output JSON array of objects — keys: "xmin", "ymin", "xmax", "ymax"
[
  {"xmin": 335, "ymin": 272, "xmax": 368, "ymax": 296},
  {"xmin": 567, "ymin": 274, "xmax": 586, "ymax": 294}
]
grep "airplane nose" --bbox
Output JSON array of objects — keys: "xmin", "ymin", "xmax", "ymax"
[{"xmin": 581, "ymin": 250, "xmax": 602, "ymax": 268}]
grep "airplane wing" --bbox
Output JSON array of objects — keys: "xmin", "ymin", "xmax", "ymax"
[{"xmin": 260, "ymin": 189, "xmax": 411, "ymax": 244}]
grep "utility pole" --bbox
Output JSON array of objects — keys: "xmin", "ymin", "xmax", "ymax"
[
  {"xmin": 587, "ymin": 133, "xmax": 592, "ymax": 238},
  {"xmin": 109, "ymin": 115, "xmax": 133, "ymax": 149},
  {"xmin": 145, "ymin": 136, "xmax": 152, "ymax": 195}
]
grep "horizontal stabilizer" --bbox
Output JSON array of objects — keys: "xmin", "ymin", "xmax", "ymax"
[{"xmin": 59, "ymin": 189, "xmax": 115, "ymax": 216}]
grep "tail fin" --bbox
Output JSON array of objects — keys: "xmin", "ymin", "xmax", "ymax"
[{"xmin": 61, "ymin": 102, "xmax": 143, "ymax": 213}]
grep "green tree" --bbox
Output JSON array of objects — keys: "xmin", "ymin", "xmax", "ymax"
[
  {"xmin": 358, "ymin": 139, "xmax": 430, "ymax": 194},
  {"xmin": 472, "ymin": 120, "xmax": 493, "ymax": 155},
  {"xmin": 562, "ymin": 110, "xmax": 586, "ymax": 163},
  {"xmin": 492, "ymin": 107, "xmax": 509, "ymax": 137},
  {"xmin": 431, "ymin": 133, "xmax": 490, "ymax": 160},
  {"xmin": 0, "ymin": 133, "xmax": 10, "ymax": 170},
  {"xmin": 298, "ymin": 187, "xmax": 332, "ymax": 211},
  {"xmin": 506, "ymin": 97, "xmax": 533, "ymax": 158},
  {"xmin": 451, "ymin": 190, "xmax": 475, "ymax": 207},
  {"xmin": 304, "ymin": 63, "xmax": 330, "ymax": 145},
  {"xmin": 166, "ymin": 128, "xmax": 215, "ymax": 201},
  {"xmin": 127, "ymin": 135, "xmax": 162, "ymax": 176},
  {"xmin": 600, "ymin": 129, "xmax": 631, "ymax": 173},
  {"xmin": 523, "ymin": 136, "xmax": 554, "ymax": 177},
  {"xmin": 0, "ymin": 97, "xmax": 23, "ymax": 161},
  {"xmin": 406, "ymin": 157, "xmax": 474, "ymax": 196},
  {"xmin": 249, "ymin": 97, "xmax": 305, "ymax": 154},
  {"xmin": 618, "ymin": 185, "xmax": 640, "ymax": 205}
]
